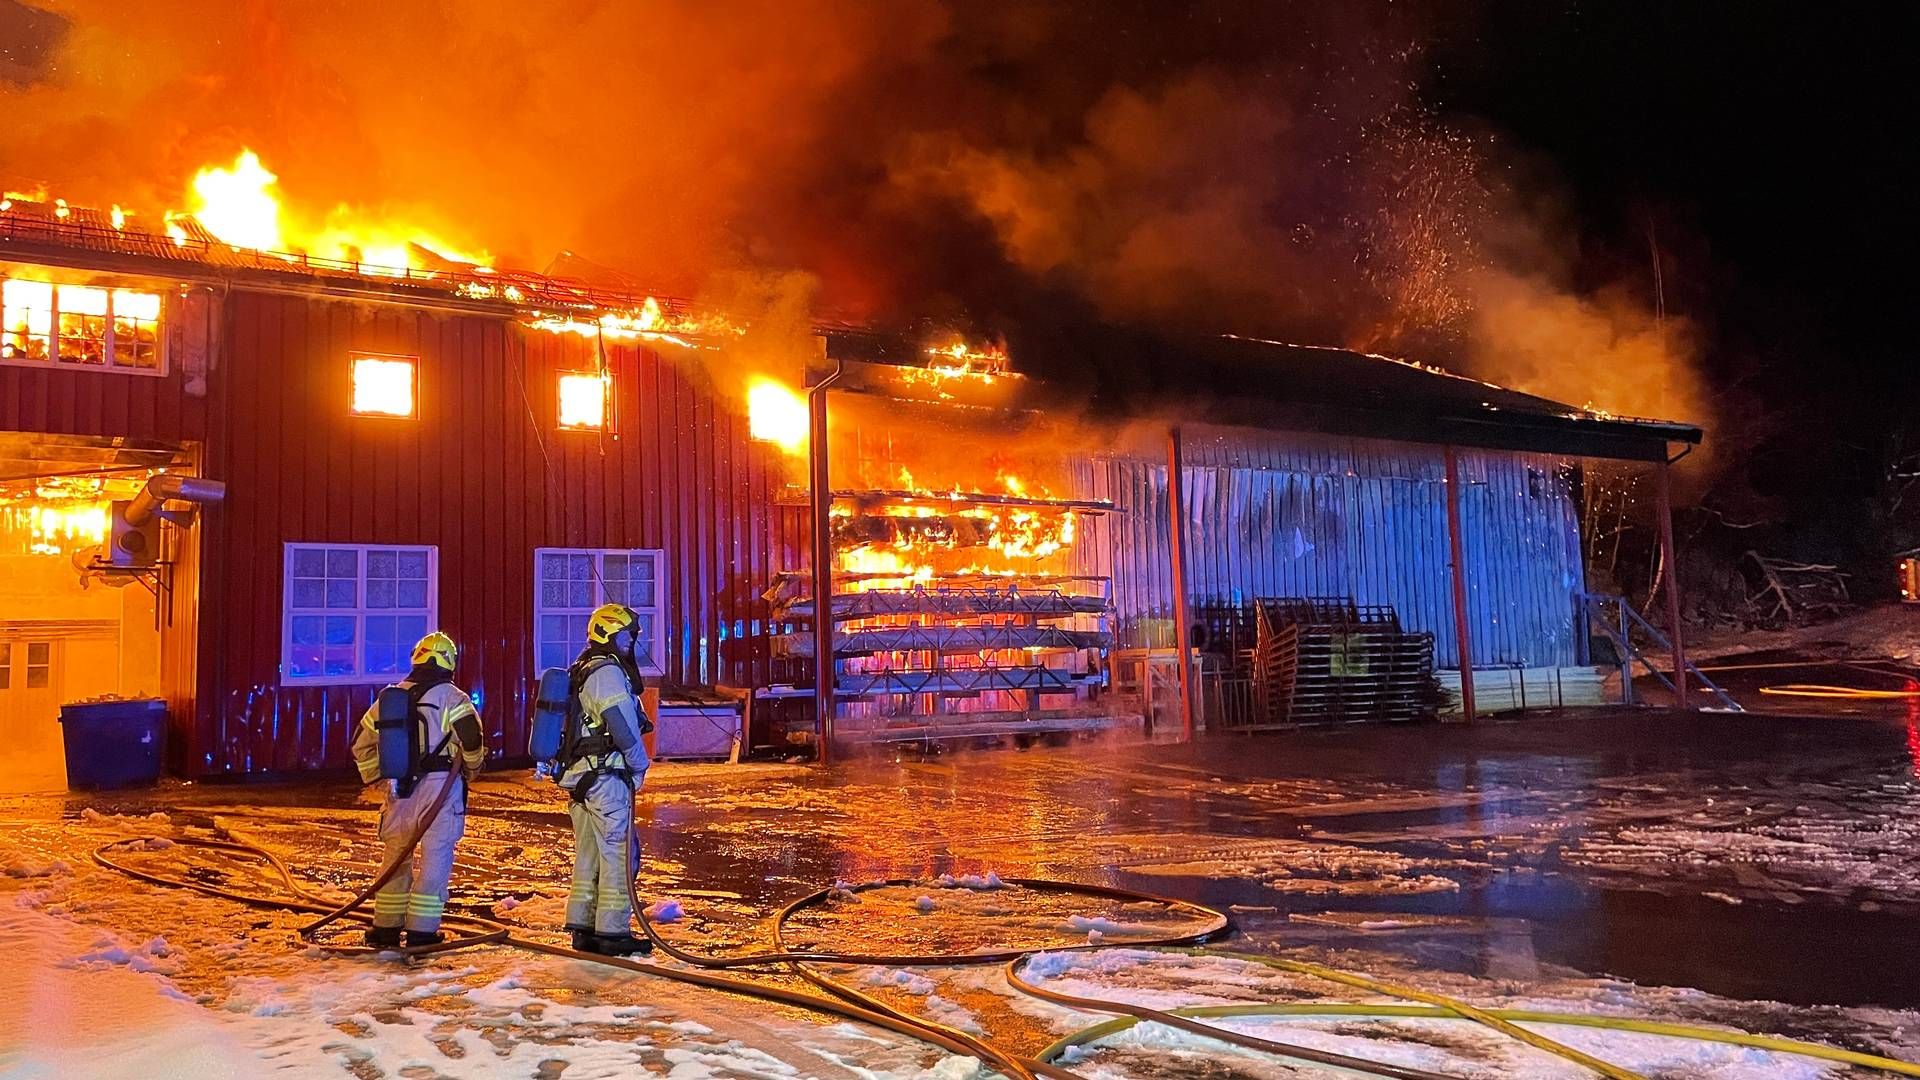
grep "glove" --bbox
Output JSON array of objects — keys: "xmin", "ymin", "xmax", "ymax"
[{"xmin": 357, "ymin": 781, "xmax": 387, "ymax": 805}]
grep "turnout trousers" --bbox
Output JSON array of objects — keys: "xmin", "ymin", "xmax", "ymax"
[
  {"xmin": 373, "ymin": 769, "xmax": 467, "ymax": 933},
  {"xmin": 566, "ymin": 771, "xmax": 637, "ymax": 935}
]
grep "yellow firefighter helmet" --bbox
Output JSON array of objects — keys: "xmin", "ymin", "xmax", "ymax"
[
  {"xmin": 411, "ymin": 630, "xmax": 458, "ymax": 672},
  {"xmin": 587, "ymin": 603, "xmax": 638, "ymax": 645}
]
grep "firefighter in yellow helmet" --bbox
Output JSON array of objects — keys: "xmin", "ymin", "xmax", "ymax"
[
  {"xmin": 554, "ymin": 603, "xmax": 654, "ymax": 956},
  {"xmin": 349, "ymin": 630, "xmax": 486, "ymax": 950}
]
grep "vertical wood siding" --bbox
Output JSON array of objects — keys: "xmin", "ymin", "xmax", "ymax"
[{"xmin": 193, "ymin": 291, "xmax": 782, "ymax": 775}]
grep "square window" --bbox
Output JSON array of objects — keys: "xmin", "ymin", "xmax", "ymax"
[
  {"xmin": 540, "ymin": 614, "xmax": 569, "ymax": 645},
  {"xmin": 398, "ymin": 579, "xmax": 429, "ymax": 609},
  {"xmin": 291, "ymin": 578, "xmax": 325, "ymax": 608},
  {"xmin": 282, "ymin": 543, "xmax": 438, "ymax": 685},
  {"xmin": 604, "ymin": 555, "xmax": 629, "ymax": 579},
  {"xmin": 27, "ymin": 642, "xmax": 49, "ymax": 665},
  {"xmin": 291, "ymin": 616, "xmax": 325, "ymax": 646},
  {"xmin": 365, "ymin": 578, "xmax": 395, "ymax": 609},
  {"xmin": 541, "ymin": 579, "xmax": 568, "ymax": 606},
  {"xmin": 603, "ymin": 580, "xmax": 630, "ymax": 604},
  {"xmin": 569, "ymin": 555, "xmax": 592, "ymax": 581},
  {"xmin": 557, "ymin": 371, "xmax": 609, "ymax": 430},
  {"xmin": 351, "ymin": 354, "xmax": 416, "ymax": 418},
  {"xmin": 540, "ymin": 552, "xmax": 567, "ymax": 581},
  {"xmin": 365, "ymin": 642, "xmax": 392, "ymax": 674},
  {"xmin": 568, "ymin": 580, "xmax": 593, "ymax": 607}
]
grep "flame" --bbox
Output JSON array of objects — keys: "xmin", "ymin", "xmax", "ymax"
[
  {"xmin": 162, "ymin": 211, "xmax": 190, "ymax": 247},
  {"xmin": 180, "ymin": 148, "xmax": 489, "ymax": 271},
  {"xmin": 527, "ymin": 295, "xmax": 719, "ymax": 346},
  {"xmin": 833, "ymin": 470, "xmax": 1079, "ymax": 579},
  {"xmin": 747, "ymin": 377, "xmax": 808, "ymax": 454},
  {"xmin": 110, "ymin": 204, "xmax": 126, "ymax": 230},
  {"xmin": 189, "ymin": 149, "xmax": 284, "ymax": 251}
]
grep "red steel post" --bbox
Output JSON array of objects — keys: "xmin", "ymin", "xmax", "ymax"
[
  {"xmin": 1444, "ymin": 446, "xmax": 1476, "ymax": 720},
  {"xmin": 1656, "ymin": 457, "xmax": 1689, "ymax": 709},
  {"xmin": 1166, "ymin": 426, "xmax": 1196, "ymax": 740}
]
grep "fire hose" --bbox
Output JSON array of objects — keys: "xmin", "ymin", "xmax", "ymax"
[{"xmin": 89, "ymin": 786, "xmax": 1920, "ymax": 1080}]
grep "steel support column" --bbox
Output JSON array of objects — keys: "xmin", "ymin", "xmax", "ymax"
[
  {"xmin": 1444, "ymin": 446, "xmax": 1476, "ymax": 720},
  {"xmin": 1656, "ymin": 457, "xmax": 1688, "ymax": 709},
  {"xmin": 807, "ymin": 363, "xmax": 844, "ymax": 762},
  {"xmin": 1166, "ymin": 426, "xmax": 1196, "ymax": 740}
]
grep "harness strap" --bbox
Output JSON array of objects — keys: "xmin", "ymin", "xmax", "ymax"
[{"xmin": 567, "ymin": 766, "xmax": 633, "ymax": 804}]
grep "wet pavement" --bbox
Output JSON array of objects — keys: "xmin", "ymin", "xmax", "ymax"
[{"xmin": 24, "ymin": 702, "xmax": 1920, "ymax": 1016}]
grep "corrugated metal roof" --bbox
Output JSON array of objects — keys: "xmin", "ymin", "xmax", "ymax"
[{"xmin": 0, "ymin": 197, "xmax": 698, "ymax": 323}]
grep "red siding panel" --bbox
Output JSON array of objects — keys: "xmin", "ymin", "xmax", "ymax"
[{"xmin": 176, "ymin": 292, "xmax": 779, "ymax": 775}]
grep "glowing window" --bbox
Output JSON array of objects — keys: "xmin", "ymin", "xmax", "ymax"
[
  {"xmin": 351, "ymin": 353, "xmax": 416, "ymax": 417},
  {"xmin": 1, "ymin": 279, "xmax": 163, "ymax": 373},
  {"xmin": 557, "ymin": 371, "xmax": 611, "ymax": 430}
]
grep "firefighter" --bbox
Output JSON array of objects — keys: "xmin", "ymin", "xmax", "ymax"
[
  {"xmin": 350, "ymin": 630, "xmax": 486, "ymax": 950},
  {"xmin": 557, "ymin": 602, "xmax": 654, "ymax": 956}
]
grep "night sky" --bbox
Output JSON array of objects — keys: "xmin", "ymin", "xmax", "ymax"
[{"xmin": 1425, "ymin": 3, "xmax": 1915, "ymax": 578}]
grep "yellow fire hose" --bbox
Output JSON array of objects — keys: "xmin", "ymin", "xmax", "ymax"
[
  {"xmin": 87, "ymin": 787, "xmax": 1920, "ymax": 1080},
  {"xmin": 1036, "ymin": 1001, "xmax": 1920, "ymax": 1077},
  {"xmin": 1759, "ymin": 683, "xmax": 1920, "ymax": 699}
]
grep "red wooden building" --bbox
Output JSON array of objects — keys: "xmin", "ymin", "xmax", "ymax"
[
  {"xmin": 2, "ymin": 198, "xmax": 1706, "ymax": 784},
  {"xmin": 2, "ymin": 200, "xmax": 787, "ymax": 779}
]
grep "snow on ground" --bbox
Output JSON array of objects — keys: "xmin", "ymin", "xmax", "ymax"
[{"xmin": 1012, "ymin": 947, "xmax": 1920, "ymax": 1079}]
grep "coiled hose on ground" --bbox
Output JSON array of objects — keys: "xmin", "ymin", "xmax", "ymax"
[{"xmin": 90, "ymin": 783, "xmax": 1920, "ymax": 1079}]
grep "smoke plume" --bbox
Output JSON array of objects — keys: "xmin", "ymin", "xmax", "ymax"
[{"xmin": 0, "ymin": 1, "xmax": 1708, "ymax": 432}]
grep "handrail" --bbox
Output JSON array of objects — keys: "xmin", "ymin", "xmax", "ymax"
[{"xmin": 1577, "ymin": 592, "xmax": 1744, "ymax": 712}]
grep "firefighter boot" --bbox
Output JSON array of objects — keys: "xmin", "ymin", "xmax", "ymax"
[
  {"xmin": 592, "ymin": 932, "xmax": 653, "ymax": 957},
  {"xmin": 404, "ymin": 929, "xmax": 445, "ymax": 950},
  {"xmin": 365, "ymin": 925, "xmax": 403, "ymax": 950},
  {"xmin": 569, "ymin": 926, "xmax": 598, "ymax": 953}
]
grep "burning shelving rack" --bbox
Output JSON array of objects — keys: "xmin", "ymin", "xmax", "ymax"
[{"xmin": 767, "ymin": 485, "xmax": 1119, "ymax": 741}]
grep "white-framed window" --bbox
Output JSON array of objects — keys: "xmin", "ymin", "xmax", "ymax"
[
  {"xmin": 1, "ymin": 278, "xmax": 164, "ymax": 374},
  {"xmin": 534, "ymin": 548, "xmax": 666, "ymax": 676},
  {"xmin": 282, "ymin": 543, "xmax": 437, "ymax": 684}
]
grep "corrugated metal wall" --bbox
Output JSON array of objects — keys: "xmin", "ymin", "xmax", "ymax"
[
  {"xmin": 196, "ymin": 290, "xmax": 785, "ymax": 775},
  {"xmin": 1096, "ymin": 426, "xmax": 1584, "ymax": 669}
]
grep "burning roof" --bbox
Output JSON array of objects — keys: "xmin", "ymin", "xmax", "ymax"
[{"xmin": 0, "ymin": 190, "xmax": 703, "ymax": 334}]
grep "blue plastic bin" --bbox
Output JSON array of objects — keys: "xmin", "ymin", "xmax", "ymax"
[{"xmin": 59, "ymin": 699, "xmax": 167, "ymax": 790}]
